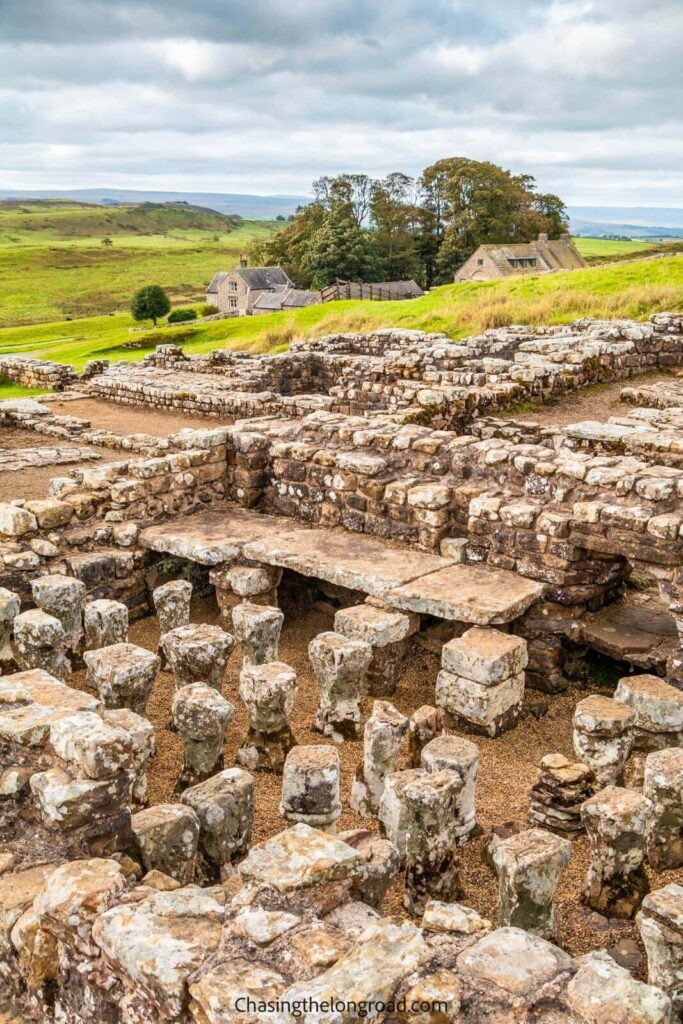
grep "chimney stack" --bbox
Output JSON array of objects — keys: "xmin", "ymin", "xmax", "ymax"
[
  {"xmin": 559, "ymin": 233, "xmax": 570, "ymax": 243},
  {"xmin": 538, "ymin": 232, "xmax": 549, "ymax": 243},
  {"xmin": 239, "ymin": 254, "xmax": 248, "ymax": 268}
]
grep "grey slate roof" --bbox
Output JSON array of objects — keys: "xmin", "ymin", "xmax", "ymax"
[
  {"xmin": 253, "ymin": 287, "xmax": 320, "ymax": 311},
  {"xmin": 234, "ymin": 266, "xmax": 292, "ymax": 290}
]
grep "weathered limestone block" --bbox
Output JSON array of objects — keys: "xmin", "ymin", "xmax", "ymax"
[
  {"xmin": 350, "ymin": 700, "xmax": 409, "ymax": 816},
  {"xmin": 421, "ymin": 734, "xmax": 479, "ymax": 842},
  {"xmin": 338, "ymin": 828, "xmax": 400, "ymax": 911},
  {"xmin": 278, "ymin": 917, "xmax": 428, "ymax": 1020},
  {"xmin": 131, "ymin": 803, "xmax": 199, "ymax": 884},
  {"xmin": 237, "ymin": 660, "xmax": 297, "ymax": 771},
  {"xmin": 402, "ymin": 769, "xmax": 464, "ymax": 915},
  {"xmin": 33, "ymin": 859, "xmax": 126, "ymax": 955},
  {"xmin": 83, "ymin": 598, "xmax": 129, "ymax": 650},
  {"xmin": 581, "ymin": 785, "xmax": 652, "ymax": 918},
  {"xmin": 30, "ymin": 767, "xmax": 131, "ymax": 842},
  {"xmin": 441, "ymin": 625, "xmax": 528, "ymax": 683},
  {"xmin": 93, "ymin": 885, "xmax": 224, "ymax": 1020},
  {"xmin": 84, "ymin": 642, "xmax": 160, "ymax": 713},
  {"xmin": 379, "ymin": 768, "xmax": 427, "ymax": 860},
  {"xmin": 211, "ymin": 563, "xmax": 282, "ymax": 616},
  {"xmin": 573, "ymin": 695, "xmax": 635, "ymax": 786},
  {"xmin": 152, "ymin": 578, "xmax": 192, "ymax": 635},
  {"xmin": 436, "ymin": 626, "xmax": 527, "ymax": 738},
  {"xmin": 566, "ymin": 949, "xmax": 672, "ymax": 1024},
  {"xmin": 528, "ymin": 752, "xmax": 595, "ymax": 834},
  {"xmin": 456, "ymin": 926, "xmax": 573, "ymax": 1003},
  {"xmin": 49, "ymin": 710, "xmax": 133, "ymax": 779},
  {"xmin": 638, "ymin": 884, "xmax": 683, "ymax": 1019},
  {"xmin": 615, "ymin": 674, "xmax": 683, "ymax": 750},
  {"xmin": 0, "ymin": 503, "xmax": 37, "ymax": 537},
  {"xmin": 181, "ymin": 767, "xmax": 254, "ymax": 877},
  {"xmin": 280, "ymin": 744, "xmax": 341, "ymax": 831},
  {"xmin": 161, "ymin": 623, "xmax": 235, "ymax": 690},
  {"xmin": 644, "ymin": 747, "xmax": 683, "ymax": 871},
  {"xmin": 189, "ymin": 958, "xmax": 288, "ymax": 1023},
  {"xmin": 102, "ymin": 707, "xmax": 155, "ymax": 805},
  {"xmin": 172, "ymin": 682, "xmax": 235, "ymax": 782},
  {"xmin": 31, "ymin": 574, "xmax": 86, "ymax": 651},
  {"xmin": 0, "ymin": 587, "xmax": 20, "ymax": 671},
  {"xmin": 493, "ymin": 827, "xmax": 571, "ymax": 939},
  {"xmin": 13, "ymin": 609, "xmax": 70, "ymax": 680},
  {"xmin": 422, "ymin": 899, "xmax": 490, "ymax": 935},
  {"xmin": 436, "ymin": 667, "xmax": 525, "ymax": 738},
  {"xmin": 0, "ymin": 862, "xmax": 55, "ymax": 1001},
  {"xmin": 334, "ymin": 602, "xmax": 418, "ymax": 696},
  {"xmin": 309, "ymin": 631, "xmax": 372, "ymax": 740},
  {"xmin": 231, "ymin": 601, "xmax": 284, "ymax": 666},
  {"xmin": 406, "ymin": 705, "xmax": 446, "ymax": 767}
]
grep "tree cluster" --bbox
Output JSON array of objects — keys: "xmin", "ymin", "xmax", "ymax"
[{"xmin": 252, "ymin": 158, "xmax": 568, "ymax": 289}]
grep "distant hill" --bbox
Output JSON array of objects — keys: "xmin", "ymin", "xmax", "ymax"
[
  {"xmin": 0, "ymin": 199, "xmax": 244, "ymax": 237},
  {"xmin": 0, "ymin": 189, "xmax": 308, "ymax": 220},
  {"xmin": 568, "ymin": 206, "xmax": 683, "ymax": 238}
]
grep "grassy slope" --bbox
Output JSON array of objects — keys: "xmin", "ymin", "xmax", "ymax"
[
  {"xmin": 575, "ymin": 236, "xmax": 683, "ymax": 263},
  {"xmin": 0, "ymin": 255, "xmax": 681, "ymax": 376},
  {"xmin": 0, "ymin": 201, "xmax": 278, "ymax": 326}
]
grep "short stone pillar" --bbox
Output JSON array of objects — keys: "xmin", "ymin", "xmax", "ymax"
[
  {"xmin": 13, "ymin": 609, "xmax": 70, "ymax": 679},
  {"xmin": 637, "ymin": 884, "xmax": 683, "ymax": 1019},
  {"xmin": 153, "ymin": 579, "xmax": 192, "ymax": 635},
  {"xmin": 644, "ymin": 748, "xmax": 683, "ymax": 871},
  {"xmin": 0, "ymin": 587, "xmax": 20, "ymax": 671},
  {"xmin": 334, "ymin": 602, "xmax": 418, "ymax": 696},
  {"xmin": 338, "ymin": 828, "xmax": 400, "ymax": 911},
  {"xmin": 237, "ymin": 661, "xmax": 297, "ymax": 771},
  {"xmin": 573, "ymin": 695, "xmax": 634, "ymax": 786},
  {"xmin": 436, "ymin": 627, "xmax": 527, "ymax": 737},
  {"xmin": 350, "ymin": 701, "xmax": 409, "ymax": 817},
  {"xmin": 211, "ymin": 563, "xmax": 282, "ymax": 619},
  {"xmin": 406, "ymin": 705, "xmax": 446, "ymax": 768},
  {"xmin": 232, "ymin": 602, "xmax": 284, "ymax": 667},
  {"xmin": 528, "ymin": 753, "xmax": 595, "ymax": 835},
  {"xmin": 280, "ymin": 744, "xmax": 341, "ymax": 832},
  {"xmin": 172, "ymin": 683, "xmax": 235, "ymax": 784},
  {"xmin": 84, "ymin": 642, "xmax": 160, "ymax": 713},
  {"xmin": 614, "ymin": 674, "xmax": 683, "ymax": 750},
  {"xmin": 493, "ymin": 827, "xmax": 571, "ymax": 940},
  {"xmin": 181, "ymin": 767, "xmax": 254, "ymax": 880},
  {"xmin": 402, "ymin": 769, "xmax": 463, "ymax": 915},
  {"xmin": 581, "ymin": 785, "xmax": 652, "ymax": 918},
  {"xmin": 309, "ymin": 631, "xmax": 372, "ymax": 741},
  {"xmin": 83, "ymin": 599, "xmax": 129, "ymax": 651},
  {"xmin": 101, "ymin": 708, "xmax": 155, "ymax": 807},
  {"xmin": 161, "ymin": 624, "xmax": 235, "ymax": 691},
  {"xmin": 31, "ymin": 574, "xmax": 86, "ymax": 652},
  {"xmin": 131, "ymin": 803, "xmax": 199, "ymax": 884},
  {"xmin": 421, "ymin": 734, "xmax": 479, "ymax": 843},
  {"xmin": 379, "ymin": 768, "xmax": 427, "ymax": 861}
]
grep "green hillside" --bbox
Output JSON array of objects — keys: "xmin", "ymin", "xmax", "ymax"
[
  {"xmin": 0, "ymin": 200, "xmax": 279, "ymax": 326},
  {"xmin": 1, "ymin": 255, "xmax": 681, "ymax": 397},
  {"xmin": 574, "ymin": 236, "xmax": 683, "ymax": 263}
]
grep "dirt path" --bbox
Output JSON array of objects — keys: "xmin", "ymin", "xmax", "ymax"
[
  {"xmin": 47, "ymin": 396, "xmax": 235, "ymax": 435},
  {"xmin": 506, "ymin": 371, "xmax": 674, "ymax": 427}
]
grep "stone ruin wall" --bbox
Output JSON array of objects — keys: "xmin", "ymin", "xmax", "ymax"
[{"xmin": 0, "ymin": 356, "xmax": 79, "ymax": 391}]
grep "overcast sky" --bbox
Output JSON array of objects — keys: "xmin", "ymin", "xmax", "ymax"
[{"xmin": 0, "ymin": 0, "xmax": 681, "ymax": 205}]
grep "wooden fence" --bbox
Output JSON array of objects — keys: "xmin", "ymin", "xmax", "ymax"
[{"xmin": 319, "ymin": 280, "xmax": 421, "ymax": 303}]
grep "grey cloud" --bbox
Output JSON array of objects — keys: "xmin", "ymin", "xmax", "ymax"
[{"xmin": 0, "ymin": 0, "xmax": 680, "ymax": 203}]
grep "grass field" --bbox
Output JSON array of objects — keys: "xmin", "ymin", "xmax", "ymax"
[
  {"xmin": 574, "ymin": 236, "xmax": 683, "ymax": 262},
  {"xmin": 0, "ymin": 201, "xmax": 279, "ymax": 327},
  {"xmin": 0, "ymin": 254, "xmax": 681, "ymax": 386}
]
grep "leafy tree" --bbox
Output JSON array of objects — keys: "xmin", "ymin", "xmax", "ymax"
[
  {"xmin": 101, "ymin": 236, "xmax": 113, "ymax": 246},
  {"xmin": 370, "ymin": 173, "xmax": 421, "ymax": 281},
  {"xmin": 301, "ymin": 205, "xmax": 382, "ymax": 288},
  {"xmin": 130, "ymin": 284, "xmax": 171, "ymax": 326}
]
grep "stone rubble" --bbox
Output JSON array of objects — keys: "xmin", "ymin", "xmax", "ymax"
[{"xmin": 528, "ymin": 752, "xmax": 595, "ymax": 834}]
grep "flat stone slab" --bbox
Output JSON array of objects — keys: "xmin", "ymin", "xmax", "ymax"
[
  {"xmin": 140, "ymin": 509, "xmax": 286, "ymax": 566},
  {"xmin": 242, "ymin": 526, "xmax": 452, "ymax": 598},
  {"xmin": 239, "ymin": 822, "xmax": 364, "ymax": 891},
  {"xmin": 385, "ymin": 563, "xmax": 544, "ymax": 624}
]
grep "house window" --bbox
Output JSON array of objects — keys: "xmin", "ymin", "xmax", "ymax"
[
  {"xmin": 229, "ymin": 281, "xmax": 237, "ymax": 292},
  {"xmin": 508, "ymin": 257, "xmax": 537, "ymax": 268},
  {"xmin": 477, "ymin": 258, "xmax": 484, "ymax": 265},
  {"xmin": 229, "ymin": 297, "xmax": 237, "ymax": 309}
]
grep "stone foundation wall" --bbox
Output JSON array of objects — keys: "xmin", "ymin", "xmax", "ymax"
[{"xmin": 0, "ymin": 356, "xmax": 79, "ymax": 391}]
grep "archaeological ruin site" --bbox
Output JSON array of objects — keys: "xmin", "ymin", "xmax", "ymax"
[{"xmin": 1, "ymin": 314, "xmax": 683, "ymax": 1024}]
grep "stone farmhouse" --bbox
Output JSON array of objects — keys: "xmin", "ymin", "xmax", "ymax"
[
  {"xmin": 454, "ymin": 232, "xmax": 587, "ymax": 283},
  {"xmin": 206, "ymin": 258, "xmax": 319, "ymax": 316}
]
